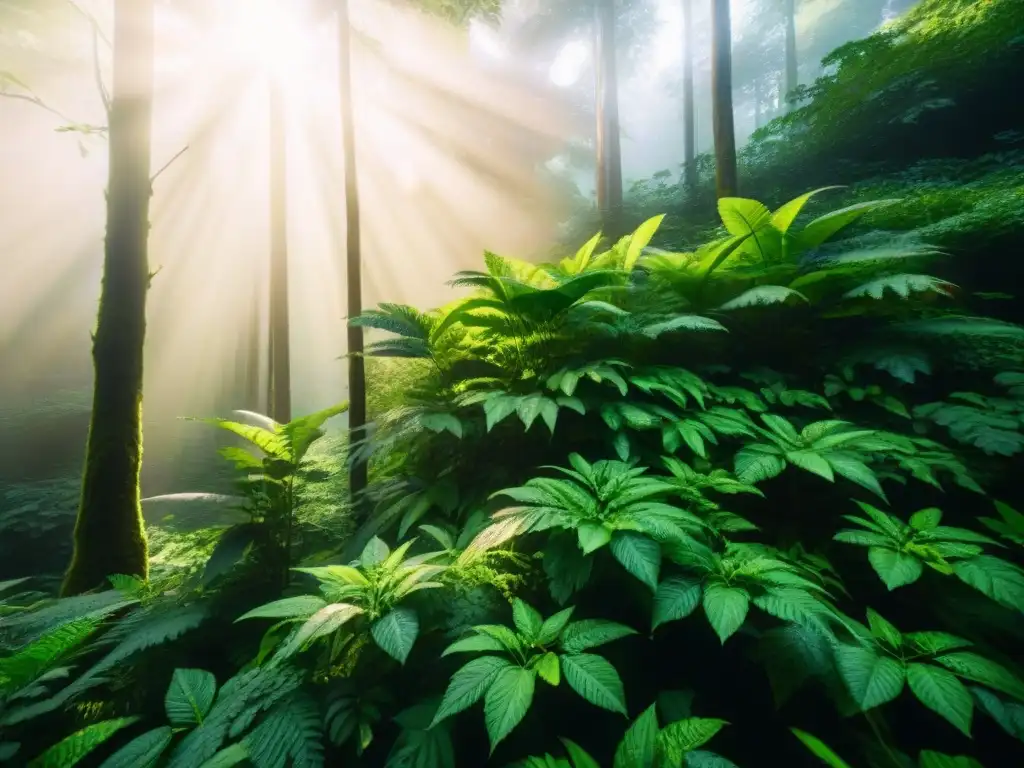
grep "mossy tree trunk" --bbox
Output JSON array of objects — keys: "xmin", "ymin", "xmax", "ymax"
[
  {"xmin": 681, "ymin": 0, "xmax": 696, "ymax": 192},
  {"xmin": 62, "ymin": 0, "xmax": 154, "ymax": 596},
  {"xmin": 711, "ymin": 0, "xmax": 738, "ymax": 198}
]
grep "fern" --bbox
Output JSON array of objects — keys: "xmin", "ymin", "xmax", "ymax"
[
  {"xmin": 27, "ymin": 717, "xmax": 138, "ymax": 768},
  {"xmin": 242, "ymin": 693, "xmax": 324, "ymax": 768}
]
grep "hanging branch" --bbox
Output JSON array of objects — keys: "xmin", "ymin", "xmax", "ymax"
[{"xmin": 150, "ymin": 144, "xmax": 190, "ymax": 184}]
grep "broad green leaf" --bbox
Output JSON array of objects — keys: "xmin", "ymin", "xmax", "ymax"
[
  {"xmin": 512, "ymin": 600, "xmax": 544, "ymax": 642},
  {"xmin": 657, "ymin": 718, "xmax": 728, "ymax": 764},
  {"xmin": 771, "ymin": 187, "xmax": 844, "ymax": 233},
  {"xmin": 790, "ymin": 728, "xmax": 853, "ymax": 768},
  {"xmin": 536, "ymin": 607, "xmax": 575, "ymax": 646},
  {"xmin": 907, "ymin": 663, "xmax": 973, "ymax": 736},
  {"xmin": 577, "ymin": 522, "xmax": 613, "ymax": 554},
  {"xmin": 442, "ymin": 634, "xmax": 506, "ymax": 657},
  {"xmin": 905, "ymin": 632, "xmax": 971, "ymax": 656},
  {"xmin": 613, "ymin": 704, "xmax": 659, "ymax": 768},
  {"xmin": 624, "ymin": 215, "xmax": 666, "ymax": 272},
  {"xmin": 610, "ymin": 532, "xmax": 661, "ymax": 591},
  {"xmin": 797, "ymin": 199, "xmax": 900, "ymax": 250},
  {"xmin": 361, "ymin": 536, "xmax": 391, "ymax": 567},
  {"xmin": 165, "ymin": 669, "xmax": 217, "ymax": 727},
  {"xmin": 98, "ymin": 727, "xmax": 173, "ymax": 768},
  {"xmin": 934, "ymin": 652, "xmax": 1024, "ymax": 702},
  {"xmin": 836, "ymin": 644, "xmax": 906, "ymax": 710},
  {"xmin": 910, "ymin": 508, "xmax": 943, "ymax": 531},
  {"xmin": 197, "ymin": 744, "xmax": 250, "ymax": 768},
  {"xmin": 560, "ymin": 620, "xmax": 637, "ymax": 654},
  {"xmin": 29, "ymin": 717, "xmax": 139, "ymax": 768},
  {"xmin": 431, "ymin": 656, "xmax": 512, "ymax": 727},
  {"xmin": 276, "ymin": 603, "xmax": 365, "ymax": 660},
  {"xmin": 483, "ymin": 667, "xmax": 535, "ymax": 752},
  {"xmin": 868, "ymin": 547, "xmax": 924, "ymax": 590},
  {"xmin": 918, "ymin": 751, "xmax": 984, "ymax": 768},
  {"xmin": 952, "ymin": 556, "xmax": 1024, "ymax": 613},
  {"xmin": 718, "ymin": 198, "xmax": 771, "ymax": 239},
  {"xmin": 866, "ymin": 609, "xmax": 902, "ymax": 650},
  {"xmin": 702, "ymin": 584, "xmax": 749, "ymax": 644},
  {"xmin": 235, "ymin": 595, "xmax": 328, "ymax": 622},
  {"xmin": 372, "ymin": 608, "xmax": 419, "ymax": 664},
  {"xmin": 562, "ymin": 739, "xmax": 601, "ymax": 768},
  {"xmin": 536, "ymin": 653, "xmax": 560, "ymax": 686},
  {"xmin": 561, "ymin": 653, "xmax": 627, "ymax": 714},
  {"xmin": 652, "ymin": 577, "xmax": 703, "ymax": 631}
]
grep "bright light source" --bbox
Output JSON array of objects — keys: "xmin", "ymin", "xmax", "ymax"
[
  {"xmin": 214, "ymin": 0, "xmax": 318, "ymax": 84},
  {"xmin": 549, "ymin": 41, "xmax": 588, "ymax": 87},
  {"xmin": 468, "ymin": 19, "xmax": 507, "ymax": 60}
]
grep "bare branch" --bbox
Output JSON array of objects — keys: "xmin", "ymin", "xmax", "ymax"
[
  {"xmin": 0, "ymin": 90, "xmax": 73, "ymax": 123},
  {"xmin": 65, "ymin": 0, "xmax": 111, "ymax": 47},
  {"xmin": 151, "ymin": 145, "xmax": 190, "ymax": 184},
  {"xmin": 65, "ymin": 0, "xmax": 111, "ymax": 113}
]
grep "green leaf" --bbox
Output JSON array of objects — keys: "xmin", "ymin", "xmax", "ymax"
[
  {"xmin": 868, "ymin": 547, "xmax": 924, "ymax": 590},
  {"xmin": 652, "ymin": 577, "xmax": 703, "ymax": 631},
  {"xmin": 29, "ymin": 717, "xmax": 139, "ymax": 768},
  {"xmin": 165, "ymin": 668, "xmax": 217, "ymax": 727},
  {"xmin": 836, "ymin": 644, "xmax": 906, "ymax": 710},
  {"xmin": 790, "ymin": 728, "xmax": 853, "ymax": 768},
  {"xmin": 907, "ymin": 663, "xmax": 973, "ymax": 736},
  {"xmin": 536, "ymin": 607, "xmax": 575, "ymax": 646},
  {"xmin": 431, "ymin": 656, "xmax": 512, "ymax": 727},
  {"xmin": 613, "ymin": 704, "xmax": 659, "ymax": 768},
  {"xmin": 361, "ymin": 536, "xmax": 391, "ymax": 567},
  {"xmin": 719, "ymin": 285, "xmax": 807, "ymax": 310},
  {"xmin": 562, "ymin": 739, "xmax": 601, "ymax": 768},
  {"xmin": 685, "ymin": 752, "xmax": 740, "ymax": 767},
  {"xmin": 577, "ymin": 522, "xmax": 612, "ymax": 554},
  {"xmin": 512, "ymin": 600, "xmax": 544, "ymax": 642},
  {"xmin": 905, "ymin": 632, "xmax": 971, "ymax": 656},
  {"xmin": 610, "ymin": 532, "xmax": 661, "ymax": 591},
  {"xmin": 276, "ymin": 603, "xmax": 365, "ymax": 661},
  {"xmin": 441, "ymin": 634, "xmax": 506, "ymax": 657},
  {"xmin": 624, "ymin": 215, "xmax": 666, "ymax": 272},
  {"xmin": 771, "ymin": 187, "xmax": 844, "ymax": 232},
  {"xmin": 866, "ymin": 609, "xmax": 903, "ymax": 650},
  {"xmin": 235, "ymin": 595, "xmax": 328, "ymax": 622},
  {"xmin": 483, "ymin": 667, "xmax": 535, "ymax": 752},
  {"xmin": 702, "ymin": 584, "xmax": 749, "ymax": 644},
  {"xmin": 657, "ymin": 718, "xmax": 728, "ymax": 764},
  {"xmin": 952, "ymin": 556, "xmax": 1024, "ymax": 613},
  {"xmin": 372, "ymin": 608, "xmax": 420, "ymax": 665},
  {"xmin": 536, "ymin": 652, "xmax": 560, "ymax": 686},
  {"xmin": 934, "ymin": 653, "xmax": 1024, "ymax": 702},
  {"xmin": 718, "ymin": 197, "xmax": 771, "ymax": 239},
  {"xmin": 98, "ymin": 727, "xmax": 173, "ymax": 768},
  {"xmin": 561, "ymin": 653, "xmax": 627, "ymax": 714},
  {"xmin": 560, "ymin": 620, "xmax": 637, "ymax": 654},
  {"xmin": 918, "ymin": 751, "xmax": 984, "ymax": 768},
  {"xmin": 797, "ymin": 199, "xmax": 900, "ymax": 250},
  {"xmin": 197, "ymin": 744, "xmax": 250, "ymax": 768},
  {"xmin": 910, "ymin": 508, "xmax": 943, "ymax": 531}
]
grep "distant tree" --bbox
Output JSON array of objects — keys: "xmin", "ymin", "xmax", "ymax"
[
  {"xmin": 783, "ymin": 0, "xmax": 797, "ymax": 108},
  {"xmin": 594, "ymin": 0, "xmax": 623, "ymax": 225},
  {"xmin": 63, "ymin": 0, "xmax": 155, "ymax": 595},
  {"xmin": 710, "ymin": 0, "xmax": 738, "ymax": 197},
  {"xmin": 681, "ymin": 0, "xmax": 696, "ymax": 191}
]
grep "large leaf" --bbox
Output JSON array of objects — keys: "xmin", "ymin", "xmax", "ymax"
[
  {"xmin": 652, "ymin": 577, "xmax": 703, "ymax": 631},
  {"xmin": 431, "ymin": 656, "xmax": 511, "ymax": 727},
  {"xmin": 165, "ymin": 669, "xmax": 217, "ymax": 727},
  {"xmin": 868, "ymin": 547, "xmax": 923, "ymax": 590},
  {"xmin": 28, "ymin": 717, "xmax": 139, "ymax": 768},
  {"xmin": 372, "ymin": 608, "xmax": 420, "ymax": 665},
  {"xmin": 561, "ymin": 653, "xmax": 627, "ymax": 714},
  {"xmin": 483, "ymin": 667, "xmax": 535, "ymax": 752},
  {"xmin": 610, "ymin": 532, "xmax": 661, "ymax": 591},
  {"xmin": 771, "ymin": 187, "xmax": 844, "ymax": 233},
  {"xmin": 656, "ymin": 718, "xmax": 728, "ymax": 764},
  {"xmin": 836, "ymin": 645, "xmax": 905, "ymax": 710},
  {"xmin": 702, "ymin": 584, "xmax": 749, "ymax": 644},
  {"xmin": 98, "ymin": 727, "xmax": 173, "ymax": 768},
  {"xmin": 624, "ymin": 215, "xmax": 666, "ymax": 272},
  {"xmin": 796, "ymin": 199, "xmax": 900, "ymax": 251},
  {"xmin": 790, "ymin": 729, "xmax": 853, "ymax": 768},
  {"xmin": 613, "ymin": 704, "xmax": 659, "ymax": 768},
  {"xmin": 235, "ymin": 595, "xmax": 328, "ymax": 622},
  {"xmin": 907, "ymin": 663, "xmax": 973, "ymax": 736},
  {"xmin": 560, "ymin": 620, "xmax": 637, "ymax": 654}
]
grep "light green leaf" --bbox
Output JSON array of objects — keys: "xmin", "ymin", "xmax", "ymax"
[
  {"xmin": 868, "ymin": 547, "xmax": 924, "ymax": 590},
  {"xmin": 235, "ymin": 595, "xmax": 328, "ymax": 622},
  {"xmin": 442, "ymin": 634, "xmax": 506, "ymax": 657},
  {"xmin": 483, "ymin": 667, "xmax": 535, "ymax": 752},
  {"xmin": 536, "ymin": 607, "xmax": 575, "ymax": 646},
  {"xmin": 536, "ymin": 653, "xmax": 560, "ymax": 686},
  {"xmin": 276, "ymin": 603, "xmax": 365, "ymax": 660},
  {"xmin": 657, "ymin": 718, "xmax": 728, "ymax": 764},
  {"xmin": 910, "ymin": 508, "xmax": 943, "ymax": 531},
  {"xmin": 836, "ymin": 644, "xmax": 905, "ymax": 710},
  {"xmin": 652, "ymin": 577, "xmax": 703, "ymax": 631},
  {"xmin": 771, "ymin": 187, "xmax": 844, "ymax": 233},
  {"xmin": 361, "ymin": 536, "xmax": 391, "ymax": 567},
  {"xmin": 577, "ymin": 523, "xmax": 612, "ymax": 555},
  {"xmin": 952, "ymin": 556, "xmax": 1024, "ymax": 613},
  {"xmin": 907, "ymin": 663, "xmax": 973, "ymax": 736},
  {"xmin": 560, "ymin": 620, "xmax": 637, "ymax": 654},
  {"xmin": 624, "ymin": 215, "xmax": 666, "ymax": 272},
  {"xmin": 790, "ymin": 728, "xmax": 853, "ymax": 768},
  {"xmin": 512, "ymin": 600, "xmax": 544, "ymax": 642},
  {"xmin": 702, "ymin": 584, "xmax": 749, "ymax": 644},
  {"xmin": 29, "ymin": 717, "xmax": 139, "ymax": 768},
  {"xmin": 613, "ymin": 704, "xmax": 659, "ymax": 768},
  {"xmin": 165, "ymin": 669, "xmax": 217, "ymax": 727},
  {"xmin": 431, "ymin": 656, "xmax": 512, "ymax": 727},
  {"xmin": 98, "ymin": 727, "xmax": 173, "ymax": 768},
  {"xmin": 866, "ymin": 609, "xmax": 903, "ymax": 650},
  {"xmin": 372, "ymin": 608, "xmax": 419, "ymax": 665},
  {"xmin": 610, "ymin": 532, "xmax": 661, "ymax": 591},
  {"xmin": 562, "ymin": 739, "xmax": 601, "ymax": 768},
  {"xmin": 561, "ymin": 653, "xmax": 627, "ymax": 714}
]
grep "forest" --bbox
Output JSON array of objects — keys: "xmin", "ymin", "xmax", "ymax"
[{"xmin": 1, "ymin": 0, "xmax": 1023, "ymax": 766}]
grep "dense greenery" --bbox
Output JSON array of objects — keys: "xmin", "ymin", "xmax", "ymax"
[{"xmin": 3, "ymin": 185, "xmax": 1024, "ymax": 766}]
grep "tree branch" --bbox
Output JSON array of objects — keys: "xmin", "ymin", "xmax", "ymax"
[
  {"xmin": 0, "ymin": 90, "xmax": 73, "ymax": 123},
  {"xmin": 66, "ymin": 0, "xmax": 111, "ymax": 112},
  {"xmin": 151, "ymin": 145, "xmax": 190, "ymax": 184}
]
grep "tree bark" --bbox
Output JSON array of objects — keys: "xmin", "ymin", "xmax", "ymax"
[
  {"xmin": 268, "ymin": 80, "xmax": 291, "ymax": 424},
  {"xmin": 594, "ymin": 0, "xmax": 623, "ymax": 230},
  {"xmin": 338, "ymin": 0, "xmax": 367, "ymax": 506},
  {"xmin": 711, "ymin": 0, "xmax": 738, "ymax": 198},
  {"xmin": 681, "ymin": 0, "xmax": 696, "ymax": 192},
  {"xmin": 63, "ymin": 0, "xmax": 154, "ymax": 595},
  {"xmin": 784, "ymin": 0, "xmax": 798, "ymax": 110}
]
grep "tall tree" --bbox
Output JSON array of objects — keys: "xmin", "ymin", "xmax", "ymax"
[
  {"xmin": 337, "ymin": 0, "xmax": 367, "ymax": 506},
  {"xmin": 783, "ymin": 0, "xmax": 798, "ymax": 109},
  {"xmin": 267, "ymin": 79, "xmax": 291, "ymax": 423},
  {"xmin": 63, "ymin": 0, "xmax": 154, "ymax": 595},
  {"xmin": 681, "ymin": 0, "xmax": 696, "ymax": 191},
  {"xmin": 594, "ymin": 0, "xmax": 623, "ymax": 227},
  {"xmin": 710, "ymin": 0, "xmax": 738, "ymax": 198}
]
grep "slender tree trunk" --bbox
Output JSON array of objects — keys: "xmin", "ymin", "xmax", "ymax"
[
  {"xmin": 63, "ymin": 0, "xmax": 154, "ymax": 595},
  {"xmin": 710, "ymin": 0, "xmax": 738, "ymax": 198},
  {"xmin": 268, "ymin": 80, "xmax": 291, "ymax": 423},
  {"xmin": 594, "ymin": 0, "xmax": 622, "ymax": 230},
  {"xmin": 784, "ymin": 0, "xmax": 798, "ymax": 110},
  {"xmin": 245, "ymin": 282, "xmax": 262, "ymax": 411},
  {"xmin": 681, "ymin": 0, "xmax": 696, "ymax": 192},
  {"xmin": 338, "ymin": 0, "xmax": 367, "ymax": 507}
]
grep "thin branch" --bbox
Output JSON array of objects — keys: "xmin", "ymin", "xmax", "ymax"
[
  {"xmin": 151, "ymin": 145, "xmax": 190, "ymax": 184},
  {"xmin": 0, "ymin": 91, "xmax": 73, "ymax": 123},
  {"xmin": 65, "ymin": 0, "xmax": 111, "ymax": 113},
  {"xmin": 66, "ymin": 0, "xmax": 111, "ymax": 48}
]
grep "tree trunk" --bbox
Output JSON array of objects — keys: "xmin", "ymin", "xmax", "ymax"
[
  {"xmin": 244, "ymin": 281, "xmax": 262, "ymax": 411},
  {"xmin": 754, "ymin": 79, "xmax": 762, "ymax": 129},
  {"xmin": 710, "ymin": 0, "xmax": 738, "ymax": 198},
  {"xmin": 681, "ymin": 0, "xmax": 696, "ymax": 192},
  {"xmin": 338, "ymin": 0, "xmax": 367, "ymax": 507},
  {"xmin": 594, "ymin": 0, "xmax": 623, "ymax": 230},
  {"xmin": 62, "ymin": 0, "xmax": 154, "ymax": 595},
  {"xmin": 268, "ymin": 80, "xmax": 291, "ymax": 423},
  {"xmin": 784, "ymin": 0, "xmax": 798, "ymax": 110}
]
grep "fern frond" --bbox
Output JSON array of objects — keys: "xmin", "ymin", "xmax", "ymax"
[
  {"xmin": 242, "ymin": 693, "xmax": 324, "ymax": 768},
  {"xmin": 27, "ymin": 717, "xmax": 138, "ymax": 768},
  {"xmin": 0, "ymin": 617, "xmax": 100, "ymax": 695},
  {"xmin": 349, "ymin": 304, "xmax": 431, "ymax": 339}
]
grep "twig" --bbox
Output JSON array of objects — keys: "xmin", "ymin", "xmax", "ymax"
[
  {"xmin": 150, "ymin": 145, "xmax": 190, "ymax": 184},
  {"xmin": 0, "ymin": 91, "xmax": 73, "ymax": 124},
  {"xmin": 65, "ymin": 0, "xmax": 112, "ymax": 48},
  {"xmin": 90, "ymin": 22, "xmax": 110, "ymax": 113}
]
